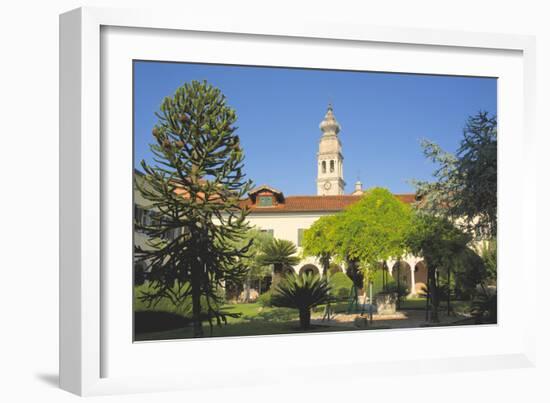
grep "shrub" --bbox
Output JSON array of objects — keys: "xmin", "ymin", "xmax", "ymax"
[
  {"xmin": 257, "ymin": 290, "xmax": 274, "ymax": 307},
  {"xmin": 470, "ymin": 290, "xmax": 497, "ymax": 324},
  {"xmin": 134, "ymin": 281, "xmax": 221, "ymax": 317},
  {"xmin": 272, "ymin": 273, "xmax": 333, "ymax": 329},
  {"xmin": 329, "ymin": 272, "xmax": 353, "ymax": 300}
]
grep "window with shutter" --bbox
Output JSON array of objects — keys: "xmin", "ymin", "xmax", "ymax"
[{"xmin": 258, "ymin": 196, "xmax": 273, "ymax": 206}]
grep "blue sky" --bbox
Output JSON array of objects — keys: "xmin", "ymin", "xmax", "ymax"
[{"xmin": 134, "ymin": 61, "xmax": 496, "ymax": 195}]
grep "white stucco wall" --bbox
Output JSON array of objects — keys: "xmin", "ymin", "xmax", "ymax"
[{"xmin": 245, "ymin": 211, "xmax": 335, "ymax": 273}]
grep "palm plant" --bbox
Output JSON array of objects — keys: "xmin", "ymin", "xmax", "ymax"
[
  {"xmin": 272, "ymin": 273, "xmax": 333, "ymax": 330},
  {"xmin": 257, "ymin": 238, "xmax": 300, "ymax": 288}
]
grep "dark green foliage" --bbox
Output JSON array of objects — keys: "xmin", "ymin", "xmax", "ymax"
[
  {"xmin": 406, "ymin": 213, "xmax": 472, "ymax": 322},
  {"xmin": 470, "ymin": 291, "xmax": 497, "ymax": 324},
  {"xmin": 452, "ymin": 247, "xmax": 487, "ymax": 298},
  {"xmin": 412, "ymin": 111, "xmax": 497, "ymax": 239},
  {"xmin": 480, "ymin": 239, "xmax": 497, "ymax": 285},
  {"xmin": 454, "ymin": 112, "xmax": 497, "ymax": 238},
  {"xmin": 272, "ymin": 273, "xmax": 333, "ymax": 329},
  {"xmin": 134, "ymin": 264, "xmax": 146, "ymax": 286},
  {"xmin": 134, "ymin": 81, "xmax": 253, "ymax": 337}
]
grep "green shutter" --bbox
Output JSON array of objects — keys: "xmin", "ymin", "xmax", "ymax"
[
  {"xmin": 261, "ymin": 229, "xmax": 274, "ymax": 237},
  {"xmin": 258, "ymin": 196, "xmax": 273, "ymax": 206}
]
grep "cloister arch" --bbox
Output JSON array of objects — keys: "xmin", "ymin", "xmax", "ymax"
[
  {"xmin": 414, "ymin": 260, "xmax": 428, "ymax": 294},
  {"xmin": 282, "ymin": 264, "xmax": 295, "ymax": 276},
  {"xmin": 391, "ymin": 260, "xmax": 411, "ymax": 291},
  {"xmin": 328, "ymin": 263, "xmax": 343, "ymax": 275},
  {"xmin": 299, "ymin": 264, "xmax": 320, "ymax": 276}
]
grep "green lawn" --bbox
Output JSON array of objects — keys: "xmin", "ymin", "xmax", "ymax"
[
  {"xmin": 135, "ymin": 298, "xmax": 473, "ymax": 341},
  {"xmin": 399, "ymin": 297, "xmax": 470, "ymax": 314}
]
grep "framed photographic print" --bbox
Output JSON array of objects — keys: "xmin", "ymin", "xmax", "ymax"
[{"xmin": 60, "ymin": 6, "xmax": 537, "ymax": 396}]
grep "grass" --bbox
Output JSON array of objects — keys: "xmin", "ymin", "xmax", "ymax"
[
  {"xmin": 135, "ymin": 297, "xmax": 474, "ymax": 341},
  {"xmin": 399, "ymin": 297, "xmax": 470, "ymax": 314}
]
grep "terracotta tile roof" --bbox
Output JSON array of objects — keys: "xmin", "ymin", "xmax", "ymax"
[{"xmin": 239, "ymin": 193, "xmax": 416, "ymax": 213}]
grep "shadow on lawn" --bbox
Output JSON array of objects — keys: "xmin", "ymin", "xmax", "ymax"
[{"xmin": 134, "ymin": 311, "xmax": 191, "ymax": 334}]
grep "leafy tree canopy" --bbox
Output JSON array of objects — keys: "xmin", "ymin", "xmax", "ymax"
[
  {"xmin": 412, "ymin": 111, "xmax": 497, "ymax": 239},
  {"xmin": 333, "ymin": 187, "xmax": 413, "ymax": 270},
  {"xmin": 301, "ymin": 214, "xmax": 340, "ymax": 275},
  {"xmin": 406, "ymin": 213, "xmax": 471, "ymax": 271}
]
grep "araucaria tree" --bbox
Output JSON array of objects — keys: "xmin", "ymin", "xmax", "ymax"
[{"xmin": 135, "ymin": 80, "xmax": 253, "ymax": 337}]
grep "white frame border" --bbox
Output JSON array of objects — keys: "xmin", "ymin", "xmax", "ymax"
[{"xmin": 59, "ymin": 6, "xmax": 537, "ymax": 396}]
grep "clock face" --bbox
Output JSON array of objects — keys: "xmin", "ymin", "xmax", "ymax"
[{"xmin": 324, "ymin": 181, "xmax": 332, "ymax": 190}]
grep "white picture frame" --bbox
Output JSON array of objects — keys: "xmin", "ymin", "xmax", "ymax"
[{"xmin": 59, "ymin": 6, "xmax": 537, "ymax": 396}]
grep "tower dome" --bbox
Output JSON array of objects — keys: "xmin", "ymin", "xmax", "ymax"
[{"xmin": 319, "ymin": 104, "xmax": 341, "ymax": 136}]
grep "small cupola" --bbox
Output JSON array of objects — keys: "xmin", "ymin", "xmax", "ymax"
[{"xmin": 352, "ymin": 180, "xmax": 363, "ymax": 196}]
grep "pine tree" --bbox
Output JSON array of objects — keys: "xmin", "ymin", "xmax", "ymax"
[{"xmin": 135, "ymin": 80, "xmax": 253, "ymax": 337}]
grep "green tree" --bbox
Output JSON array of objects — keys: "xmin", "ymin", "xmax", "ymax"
[
  {"xmin": 272, "ymin": 273, "xmax": 333, "ymax": 330},
  {"xmin": 301, "ymin": 215, "xmax": 339, "ymax": 277},
  {"xmin": 257, "ymin": 238, "xmax": 300, "ymax": 288},
  {"xmin": 135, "ymin": 80, "xmax": 253, "ymax": 337},
  {"xmin": 406, "ymin": 213, "xmax": 471, "ymax": 323},
  {"xmin": 332, "ymin": 188, "xmax": 413, "ymax": 319},
  {"xmin": 412, "ymin": 111, "xmax": 497, "ymax": 239},
  {"xmin": 239, "ymin": 229, "xmax": 273, "ymax": 301}
]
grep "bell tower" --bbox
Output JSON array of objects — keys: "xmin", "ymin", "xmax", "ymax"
[{"xmin": 317, "ymin": 104, "xmax": 345, "ymax": 196}]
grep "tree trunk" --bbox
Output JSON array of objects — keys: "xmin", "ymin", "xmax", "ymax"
[
  {"xmin": 428, "ymin": 266, "xmax": 439, "ymax": 323},
  {"xmin": 191, "ymin": 264, "xmax": 204, "ymax": 337},
  {"xmin": 299, "ymin": 309, "xmax": 311, "ymax": 330},
  {"xmin": 271, "ymin": 263, "xmax": 283, "ymax": 290},
  {"xmin": 321, "ymin": 254, "xmax": 330, "ymax": 278},
  {"xmin": 244, "ymin": 273, "xmax": 251, "ymax": 303},
  {"xmin": 396, "ymin": 260, "xmax": 401, "ymax": 310}
]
